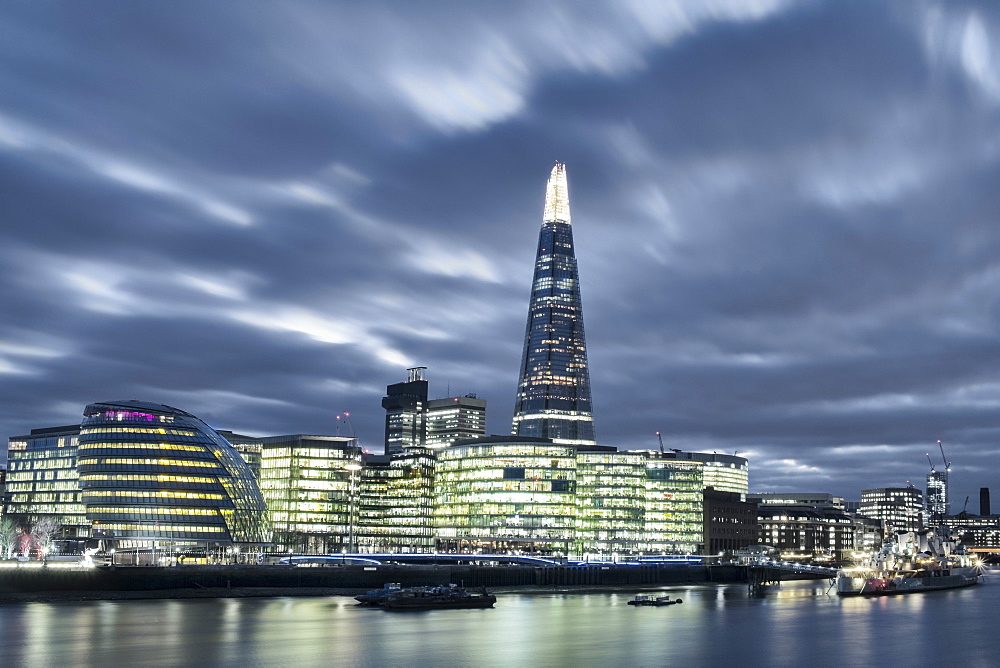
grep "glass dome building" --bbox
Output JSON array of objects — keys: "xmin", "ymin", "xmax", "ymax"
[{"xmin": 77, "ymin": 400, "xmax": 271, "ymax": 548}]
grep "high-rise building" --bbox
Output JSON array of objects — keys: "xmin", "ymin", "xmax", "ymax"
[
  {"xmin": 512, "ymin": 162, "xmax": 596, "ymax": 445},
  {"xmin": 425, "ymin": 395, "xmax": 487, "ymax": 449},
  {"xmin": 860, "ymin": 486, "xmax": 923, "ymax": 538},
  {"xmin": 382, "ymin": 367, "xmax": 429, "ymax": 455},
  {"xmin": 926, "ymin": 469, "xmax": 949, "ymax": 523},
  {"xmin": 382, "ymin": 368, "xmax": 487, "ymax": 454}
]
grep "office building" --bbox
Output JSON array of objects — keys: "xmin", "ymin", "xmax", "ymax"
[
  {"xmin": 512, "ymin": 162, "xmax": 596, "ymax": 445},
  {"xmin": 756, "ymin": 504, "xmax": 856, "ymax": 561},
  {"xmin": 425, "ymin": 395, "xmax": 487, "ymax": 449},
  {"xmin": 357, "ymin": 447, "xmax": 436, "ymax": 552},
  {"xmin": 657, "ymin": 451, "xmax": 749, "ymax": 498},
  {"xmin": 703, "ymin": 489, "xmax": 758, "ymax": 555},
  {"xmin": 926, "ymin": 469, "xmax": 949, "ymax": 524},
  {"xmin": 748, "ymin": 493, "xmax": 845, "ymax": 510},
  {"xmin": 77, "ymin": 400, "xmax": 271, "ymax": 550},
  {"xmin": 859, "ymin": 486, "xmax": 923, "ymax": 537},
  {"xmin": 218, "ymin": 430, "xmax": 263, "ymax": 479},
  {"xmin": 574, "ymin": 446, "xmax": 644, "ymax": 557},
  {"xmin": 435, "ymin": 437, "xmax": 578, "ymax": 555},
  {"xmin": 382, "ymin": 367, "xmax": 429, "ymax": 455},
  {"xmin": 257, "ymin": 434, "xmax": 361, "ymax": 553},
  {"xmin": 383, "ymin": 368, "xmax": 487, "ymax": 454},
  {"xmin": 947, "ymin": 513, "xmax": 1000, "ymax": 552},
  {"xmin": 4, "ymin": 425, "xmax": 87, "ymax": 548},
  {"xmin": 642, "ymin": 454, "xmax": 705, "ymax": 554}
]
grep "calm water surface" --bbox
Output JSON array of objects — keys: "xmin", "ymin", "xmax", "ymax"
[{"xmin": 1, "ymin": 577, "xmax": 998, "ymax": 667}]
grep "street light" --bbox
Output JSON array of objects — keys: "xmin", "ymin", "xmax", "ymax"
[{"xmin": 344, "ymin": 462, "xmax": 363, "ymax": 554}]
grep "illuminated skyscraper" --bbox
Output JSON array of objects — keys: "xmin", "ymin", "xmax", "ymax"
[
  {"xmin": 926, "ymin": 469, "xmax": 949, "ymax": 522},
  {"xmin": 512, "ymin": 162, "xmax": 596, "ymax": 445}
]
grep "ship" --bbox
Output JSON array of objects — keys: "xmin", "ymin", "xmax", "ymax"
[
  {"xmin": 627, "ymin": 594, "xmax": 683, "ymax": 607},
  {"xmin": 354, "ymin": 582, "xmax": 403, "ymax": 606},
  {"xmin": 836, "ymin": 526, "xmax": 983, "ymax": 596},
  {"xmin": 369, "ymin": 584, "xmax": 497, "ymax": 610}
]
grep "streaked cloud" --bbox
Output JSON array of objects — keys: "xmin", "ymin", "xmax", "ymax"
[{"xmin": 4, "ymin": 1, "xmax": 1000, "ymax": 506}]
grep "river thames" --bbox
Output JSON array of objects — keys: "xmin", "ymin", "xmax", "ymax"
[{"xmin": 1, "ymin": 577, "xmax": 997, "ymax": 667}]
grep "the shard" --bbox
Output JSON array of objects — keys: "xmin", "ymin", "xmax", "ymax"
[{"xmin": 512, "ymin": 162, "xmax": 596, "ymax": 445}]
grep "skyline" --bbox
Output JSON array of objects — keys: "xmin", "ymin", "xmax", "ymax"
[{"xmin": 4, "ymin": 2, "xmax": 1000, "ymax": 505}]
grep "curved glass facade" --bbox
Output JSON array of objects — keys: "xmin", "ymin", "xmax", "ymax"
[{"xmin": 78, "ymin": 400, "xmax": 271, "ymax": 546}]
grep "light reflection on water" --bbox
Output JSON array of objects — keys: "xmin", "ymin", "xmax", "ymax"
[{"xmin": 1, "ymin": 579, "xmax": 997, "ymax": 667}]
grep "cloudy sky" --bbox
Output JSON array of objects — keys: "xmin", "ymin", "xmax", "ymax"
[{"xmin": 4, "ymin": 1, "xmax": 1000, "ymax": 506}]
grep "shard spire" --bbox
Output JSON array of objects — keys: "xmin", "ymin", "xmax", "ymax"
[
  {"xmin": 542, "ymin": 161, "xmax": 571, "ymax": 224},
  {"xmin": 512, "ymin": 162, "xmax": 596, "ymax": 445}
]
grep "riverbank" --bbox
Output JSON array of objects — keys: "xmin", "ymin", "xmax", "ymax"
[{"xmin": 0, "ymin": 562, "xmax": 827, "ymax": 603}]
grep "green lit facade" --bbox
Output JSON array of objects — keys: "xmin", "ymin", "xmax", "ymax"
[
  {"xmin": 422, "ymin": 439, "xmax": 742, "ymax": 557},
  {"xmin": 257, "ymin": 434, "xmax": 361, "ymax": 553},
  {"xmin": 357, "ymin": 447, "xmax": 436, "ymax": 552},
  {"xmin": 6, "ymin": 422, "xmax": 750, "ymax": 558},
  {"xmin": 435, "ymin": 437, "xmax": 578, "ymax": 555},
  {"xmin": 574, "ymin": 446, "xmax": 644, "ymax": 557},
  {"xmin": 642, "ymin": 456, "xmax": 705, "ymax": 554}
]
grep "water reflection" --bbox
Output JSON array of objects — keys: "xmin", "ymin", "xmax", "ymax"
[{"xmin": 0, "ymin": 580, "xmax": 995, "ymax": 666}]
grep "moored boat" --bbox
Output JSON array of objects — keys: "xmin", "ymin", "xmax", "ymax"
[
  {"xmin": 377, "ymin": 584, "xmax": 497, "ymax": 610},
  {"xmin": 836, "ymin": 526, "xmax": 983, "ymax": 596},
  {"xmin": 355, "ymin": 582, "xmax": 403, "ymax": 606},
  {"xmin": 627, "ymin": 595, "xmax": 683, "ymax": 607}
]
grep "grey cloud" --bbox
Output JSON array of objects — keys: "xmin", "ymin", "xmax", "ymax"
[{"xmin": 4, "ymin": 1, "xmax": 1000, "ymax": 510}]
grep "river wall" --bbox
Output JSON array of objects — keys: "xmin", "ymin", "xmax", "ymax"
[{"xmin": 0, "ymin": 563, "xmax": 749, "ymax": 595}]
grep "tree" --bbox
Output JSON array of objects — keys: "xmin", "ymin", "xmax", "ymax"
[
  {"xmin": 0, "ymin": 517, "xmax": 17, "ymax": 560},
  {"xmin": 30, "ymin": 517, "xmax": 62, "ymax": 559}
]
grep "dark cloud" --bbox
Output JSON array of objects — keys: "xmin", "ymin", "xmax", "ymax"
[{"xmin": 3, "ymin": 1, "xmax": 1000, "ymax": 510}]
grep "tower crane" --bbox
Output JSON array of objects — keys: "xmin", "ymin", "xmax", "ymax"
[
  {"xmin": 937, "ymin": 439, "xmax": 952, "ymax": 472},
  {"xmin": 656, "ymin": 431, "xmax": 664, "ymax": 454},
  {"xmin": 342, "ymin": 411, "xmax": 357, "ymax": 438}
]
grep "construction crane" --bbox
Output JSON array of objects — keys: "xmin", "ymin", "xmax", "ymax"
[
  {"xmin": 342, "ymin": 411, "xmax": 357, "ymax": 438},
  {"xmin": 656, "ymin": 431, "xmax": 664, "ymax": 454},
  {"xmin": 925, "ymin": 453, "xmax": 935, "ymax": 471},
  {"xmin": 335, "ymin": 412, "xmax": 358, "ymax": 438},
  {"xmin": 937, "ymin": 439, "xmax": 952, "ymax": 472}
]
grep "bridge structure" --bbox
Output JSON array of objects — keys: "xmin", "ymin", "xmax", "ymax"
[{"xmin": 739, "ymin": 560, "xmax": 838, "ymax": 595}]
